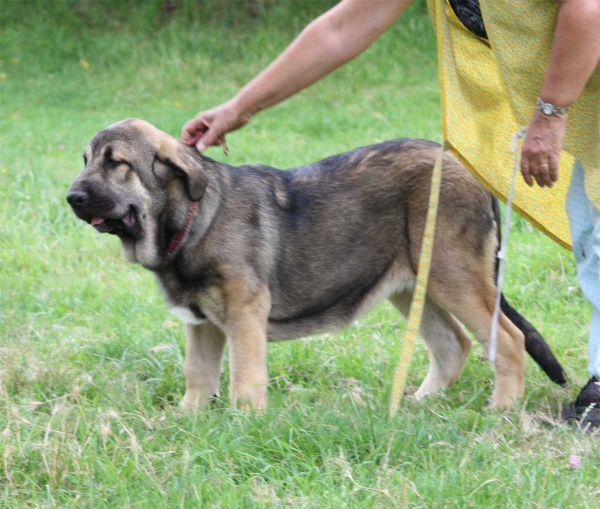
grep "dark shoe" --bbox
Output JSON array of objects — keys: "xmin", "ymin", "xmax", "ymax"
[{"xmin": 562, "ymin": 377, "xmax": 600, "ymax": 433}]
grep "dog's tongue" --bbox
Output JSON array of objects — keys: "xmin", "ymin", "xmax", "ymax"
[{"xmin": 91, "ymin": 216, "xmax": 105, "ymax": 226}]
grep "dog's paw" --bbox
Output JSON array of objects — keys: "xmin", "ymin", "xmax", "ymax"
[
  {"xmin": 233, "ymin": 394, "xmax": 268, "ymax": 414},
  {"xmin": 414, "ymin": 376, "xmax": 449, "ymax": 400},
  {"xmin": 181, "ymin": 391, "xmax": 218, "ymax": 410},
  {"xmin": 484, "ymin": 395, "xmax": 519, "ymax": 411}
]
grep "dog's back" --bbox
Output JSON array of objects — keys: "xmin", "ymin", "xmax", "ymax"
[{"xmin": 212, "ymin": 140, "xmax": 494, "ymax": 339}]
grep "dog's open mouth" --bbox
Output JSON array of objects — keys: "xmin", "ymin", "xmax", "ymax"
[{"xmin": 90, "ymin": 207, "xmax": 141, "ymax": 237}]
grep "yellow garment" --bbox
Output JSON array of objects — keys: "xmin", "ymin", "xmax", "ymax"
[{"xmin": 427, "ymin": 0, "xmax": 600, "ymax": 249}]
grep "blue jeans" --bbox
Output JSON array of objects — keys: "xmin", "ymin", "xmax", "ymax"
[{"xmin": 566, "ymin": 161, "xmax": 600, "ymax": 380}]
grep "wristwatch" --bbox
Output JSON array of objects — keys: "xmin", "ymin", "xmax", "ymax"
[{"xmin": 536, "ymin": 98, "xmax": 568, "ymax": 117}]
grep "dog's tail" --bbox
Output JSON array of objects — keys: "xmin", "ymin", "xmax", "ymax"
[{"xmin": 491, "ymin": 195, "xmax": 567, "ymax": 385}]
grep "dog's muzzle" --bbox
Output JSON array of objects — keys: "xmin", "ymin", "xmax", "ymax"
[{"xmin": 67, "ymin": 183, "xmax": 142, "ymax": 238}]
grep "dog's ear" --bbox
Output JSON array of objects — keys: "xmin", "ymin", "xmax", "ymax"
[{"xmin": 155, "ymin": 137, "xmax": 209, "ymax": 201}]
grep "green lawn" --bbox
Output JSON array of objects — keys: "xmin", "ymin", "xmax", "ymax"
[{"xmin": 0, "ymin": 1, "xmax": 597, "ymax": 507}]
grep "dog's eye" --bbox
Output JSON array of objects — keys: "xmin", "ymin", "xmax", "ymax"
[
  {"xmin": 104, "ymin": 148, "xmax": 128, "ymax": 168},
  {"xmin": 104, "ymin": 147, "xmax": 115, "ymax": 164},
  {"xmin": 83, "ymin": 154, "xmax": 88, "ymax": 165},
  {"xmin": 104, "ymin": 147, "xmax": 119, "ymax": 164},
  {"xmin": 107, "ymin": 158, "xmax": 129, "ymax": 169}
]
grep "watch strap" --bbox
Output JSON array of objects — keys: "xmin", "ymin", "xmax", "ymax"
[{"xmin": 536, "ymin": 98, "xmax": 568, "ymax": 117}]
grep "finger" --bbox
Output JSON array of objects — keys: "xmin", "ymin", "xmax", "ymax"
[
  {"xmin": 195, "ymin": 125, "xmax": 223, "ymax": 152},
  {"xmin": 538, "ymin": 160, "xmax": 552, "ymax": 188},
  {"xmin": 520, "ymin": 154, "xmax": 534, "ymax": 187},
  {"xmin": 196, "ymin": 135, "xmax": 228, "ymax": 153},
  {"xmin": 531, "ymin": 156, "xmax": 546, "ymax": 188},
  {"xmin": 544, "ymin": 161, "xmax": 553, "ymax": 188},
  {"xmin": 181, "ymin": 117, "xmax": 209, "ymax": 146},
  {"xmin": 534, "ymin": 170, "xmax": 545, "ymax": 188},
  {"xmin": 195, "ymin": 137, "xmax": 207, "ymax": 152},
  {"xmin": 549, "ymin": 155, "xmax": 559, "ymax": 187},
  {"xmin": 182, "ymin": 120, "xmax": 208, "ymax": 146}
]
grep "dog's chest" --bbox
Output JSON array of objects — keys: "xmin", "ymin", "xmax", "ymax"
[
  {"xmin": 156, "ymin": 277, "xmax": 210, "ymax": 326},
  {"xmin": 169, "ymin": 305, "xmax": 206, "ymax": 325}
]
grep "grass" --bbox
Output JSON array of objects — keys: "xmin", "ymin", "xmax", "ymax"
[{"xmin": 0, "ymin": 1, "xmax": 597, "ymax": 506}]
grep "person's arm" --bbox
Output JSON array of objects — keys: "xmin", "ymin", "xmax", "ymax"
[
  {"xmin": 521, "ymin": 0, "xmax": 600, "ymax": 188},
  {"xmin": 182, "ymin": 0, "xmax": 413, "ymax": 150}
]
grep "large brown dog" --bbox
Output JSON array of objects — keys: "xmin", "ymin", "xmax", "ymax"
[{"xmin": 67, "ymin": 119, "xmax": 566, "ymax": 411}]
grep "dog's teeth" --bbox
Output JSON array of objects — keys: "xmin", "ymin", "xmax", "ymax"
[{"xmin": 91, "ymin": 216, "xmax": 105, "ymax": 226}]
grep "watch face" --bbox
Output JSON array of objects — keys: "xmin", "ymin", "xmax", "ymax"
[{"xmin": 542, "ymin": 104, "xmax": 553, "ymax": 115}]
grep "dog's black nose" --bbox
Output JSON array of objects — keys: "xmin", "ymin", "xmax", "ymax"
[{"xmin": 66, "ymin": 190, "xmax": 89, "ymax": 208}]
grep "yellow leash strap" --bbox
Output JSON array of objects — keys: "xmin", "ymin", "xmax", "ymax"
[{"xmin": 389, "ymin": 144, "xmax": 445, "ymax": 417}]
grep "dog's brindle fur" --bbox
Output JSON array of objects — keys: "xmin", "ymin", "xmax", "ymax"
[{"xmin": 67, "ymin": 119, "xmax": 566, "ymax": 411}]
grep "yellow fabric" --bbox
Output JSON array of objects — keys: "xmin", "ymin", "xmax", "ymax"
[
  {"xmin": 427, "ymin": 0, "xmax": 600, "ymax": 250},
  {"xmin": 389, "ymin": 146, "xmax": 445, "ymax": 417}
]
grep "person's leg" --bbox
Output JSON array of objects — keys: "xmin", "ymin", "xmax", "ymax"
[
  {"xmin": 565, "ymin": 160, "xmax": 600, "ymax": 430},
  {"xmin": 587, "ymin": 210, "xmax": 600, "ymax": 380}
]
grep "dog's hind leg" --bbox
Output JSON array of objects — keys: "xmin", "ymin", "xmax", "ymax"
[
  {"xmin": 182, "ymin": 322, "xmax": 226, "ymax": 410},
  {"xmin": 389, "ymin": 292, "xmax": 471, "ymax": 399},
  {"xmin": 427, "ymin": 273, "xmax": 525, "ymax": 409}
]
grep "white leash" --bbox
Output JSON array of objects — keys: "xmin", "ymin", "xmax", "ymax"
[{"xmin": 489, "ymin": 127, "xmax": 527, "ymax": 363}]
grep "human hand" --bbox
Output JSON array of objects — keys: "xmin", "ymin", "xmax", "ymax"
[
  {"xmin": 520, "ymin": 109, "xmax": 567, "ymax": 188},
  {"xmin": 181, "ymin": 99, "xmax": 252, "ymax": 151}
]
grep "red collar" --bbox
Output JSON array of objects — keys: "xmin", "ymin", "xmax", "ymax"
[{"xmin": 167, "ymin": 201, "xmax": 197, "ymax": 254}]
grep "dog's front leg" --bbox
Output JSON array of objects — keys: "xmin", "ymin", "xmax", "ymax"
[
  {"xmin": 182, "ymin": 322, "xmax": 226, "ymax": 409},
  {"xmin": 226, "ymin": 285, "xmax": 270, "ymax": 412}
]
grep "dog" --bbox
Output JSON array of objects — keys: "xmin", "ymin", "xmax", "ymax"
[{"xmin": 67, "ymin": 119, "xmax": 566, "ymax": 411}]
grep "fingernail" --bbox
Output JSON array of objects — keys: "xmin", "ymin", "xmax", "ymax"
[{"xmin": 196, "ymin": 142, "xmax": 206, "ymax": 151}]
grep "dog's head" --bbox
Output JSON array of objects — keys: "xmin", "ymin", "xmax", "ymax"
[{"xmin": 67, "ymin": 119, "xmax": 209, "ymax": 269}]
